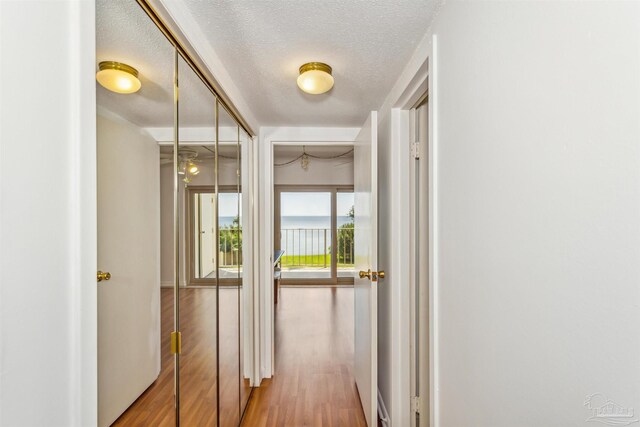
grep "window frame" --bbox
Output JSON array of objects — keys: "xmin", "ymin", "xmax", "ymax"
[{"xmin": 274, "ymin": 184, "xmax": 355, "ymax": 286}]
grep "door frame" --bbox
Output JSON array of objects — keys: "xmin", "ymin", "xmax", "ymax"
[
  {"xmin": 409, "ymin": 95, "xmax": 429, "ymax": 427},
  {"xmin": 373, "ymin": 34, "xmax": 436, "ymax": 427},
  {"xmin": 258, "ymin": 132, "xmax": 359, "ymax": 379}
]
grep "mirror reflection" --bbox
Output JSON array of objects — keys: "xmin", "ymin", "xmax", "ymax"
[
  {"xmin": 176, "ymin": 54, "xmax": 218, "ymax": 426},
  {"xmin": 97, "ymin": 2, "xmax": 253, "ymax": 426},
  {"xmin": 218, "ymin": 102, "xmax": 241, "ymax": 427},
  {"xmin": 96, "ymin": 0, "xmax": 175, "ymax": 426}
]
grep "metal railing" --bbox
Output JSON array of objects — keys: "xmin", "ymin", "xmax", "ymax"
[{"xmin": 280, "ymin": 227, "xmax": 354, "ymax": 269}]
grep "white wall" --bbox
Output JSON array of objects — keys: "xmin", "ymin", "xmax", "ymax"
[
  {"xmin": 377, "ymin": 2, "xmax": 640, "ymax": 426},
  {"xmin": 435, "ymin": 3, "xmax": 640, "ymax": 425},
  {"xmin": 97, "ymin": 112, "xmax": 160, "ymax": 427},
  {"xmin": 0, "ymin": 1, "xmax": 97, "ymax": 425},
  {"xmin": 274, "ymin": 157, "xmax": 353, "ymax": 186}
]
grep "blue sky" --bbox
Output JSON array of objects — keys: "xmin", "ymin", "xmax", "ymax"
[
  {"xmin": 280, "ymin": 192, "xmax": 354, "ymax": 217},
  {"xmin": 217, "ymin": 191, "xmax": 354, "ymax": 217},
  {"xmin": 218, "ymin": 193, "xmax": 240, "ymax": 217}
]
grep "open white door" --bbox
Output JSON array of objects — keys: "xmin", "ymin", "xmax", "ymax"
[{"xmin": 354, "ymin": 111, "xmax": 378, "ymax": 426}]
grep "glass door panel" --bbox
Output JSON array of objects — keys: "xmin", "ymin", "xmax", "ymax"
[{"xmin": 279, "ymin": 191, "xmax": 332, "ymax": 280}]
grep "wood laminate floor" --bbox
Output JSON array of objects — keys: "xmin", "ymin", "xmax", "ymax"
[{"xmin": 241, "ymin": 286, "xmax": 367, "ymax": 427}]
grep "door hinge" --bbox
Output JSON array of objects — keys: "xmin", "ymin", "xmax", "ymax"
[
  {"xmin": 411, "ymin": 396, "xmax": 421, "ymax": 414},
  {"xmin": 411, "ymin": 141, "xmax": 420, "ymax": 159},
  {"xmin": 170, "ymin": 331, "xmax": 182, "ymax": 354}
]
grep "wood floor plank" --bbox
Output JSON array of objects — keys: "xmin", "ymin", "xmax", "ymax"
[
  {"xmin": 110, "ymin": 287, "xmax": 366, "ymax": 427},
  {"xmin": 241, "ymin": 287, "xmax": 367, "ymax": 427}
]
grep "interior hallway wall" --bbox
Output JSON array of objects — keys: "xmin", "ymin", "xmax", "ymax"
[
  {"xmin": 377, "ymin": 2, "xmax": 640, "ymax": 426},
  {"xmin": 0, "ymin": 1, "xmax": 97, "ymax": 425}
]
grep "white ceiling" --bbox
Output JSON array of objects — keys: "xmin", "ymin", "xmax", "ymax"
[
  {"xmin": 181, "ymin": 0, "xmax": 439, "ymax": 127},
  {"xmin": 97, "ymin": 0, "xmax": 438, "ymax": 129}
]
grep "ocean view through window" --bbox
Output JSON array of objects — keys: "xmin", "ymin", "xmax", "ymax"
[{"xmin": 276, "ymin": 189, "xmax": 355, "ymax": 282}]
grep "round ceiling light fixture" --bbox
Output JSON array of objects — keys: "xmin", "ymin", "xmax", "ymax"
[
  {"xmin": 296, "ymin": 62, "xmax": 334, "ymax": 95},
  {"xmin": 96, "ymin": 61, "xmax": 142, "ymax": 94}
]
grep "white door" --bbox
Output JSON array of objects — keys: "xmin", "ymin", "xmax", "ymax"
[
  {"xmin": 354, "ymin": 111, "xmax": 378, "ymax": 426},
  {"xmin": 97, "ymin": 114, "xmax": 161, "ymax": 427}
]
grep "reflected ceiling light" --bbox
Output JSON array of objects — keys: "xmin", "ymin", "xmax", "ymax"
[
  {"xmin": 187, "ymin": 162, "xmax": 200, "ymax": 176},
  {"xmin": 177, "ymin": 150, "xmax": 201, "ymax": 183},
  {"xmin": 296, "ymin": 62, "xmax": 333, "ymax": 95},
  {"xmin": 96, "ymin": 61, "xmax": 141, "ymax": 94}
]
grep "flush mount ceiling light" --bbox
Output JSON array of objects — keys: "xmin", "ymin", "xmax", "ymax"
[
  {"xmin": 96, "ymin": 61, "xmax": 141, "ymax": 94},
  {"xmin": 296, "ymin": 62, "xmax": 334, "ymax": 95},
  {"xmin": 177, "ymin": 150, "xmax": 201, "ymax": 183}
]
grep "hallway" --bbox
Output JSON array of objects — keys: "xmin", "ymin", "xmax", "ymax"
[{"xmin": 242, "ymin": 287, "xmax": 367, "ymax": 427}]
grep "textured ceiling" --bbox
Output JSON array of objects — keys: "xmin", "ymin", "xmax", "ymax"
[
  {"xmin": 178, "ymin": 0, "xmax": 439, "ymax": 126},
  {"xmin": 97, "ymin": 0, "xmax": 438, "ymax": 129},
  {"xmin": 97, "ymin": 0, "xmax": 223, "ymax": 128}
]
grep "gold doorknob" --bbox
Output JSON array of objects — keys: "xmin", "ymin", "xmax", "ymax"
[
  {"xmin": 359, "ymin": 269, "xmax": 372, "ymax": 279},
  {"xmin": 97, "ymin": 271, "xmax": 111, "ymax": 282},
  {"xmin": 359, "ymin": 269, "xmax": 385, "ymax": 282}
]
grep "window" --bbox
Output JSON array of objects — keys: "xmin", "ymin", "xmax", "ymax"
[{"xmin": 275, "ymin": 186, "xmax": 354, "ymax": 284}]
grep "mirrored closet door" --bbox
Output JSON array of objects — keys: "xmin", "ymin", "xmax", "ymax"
[
  {"xmin": 176, "ymin": 53, "xmax": 219, "ymax": 426},
  {"xmin": 96, "ymin": 0, "xmax": 176, "ymax": 425},
  {"xmin": 96, "ymin": 1, "xmax": 253, "ymax": 426},
  {"xmin": 217, "ymin": 102, "xmax": 241, "ymax": 427}
]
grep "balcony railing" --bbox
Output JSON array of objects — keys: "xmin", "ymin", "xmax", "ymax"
[{"xmin": 280, "ymin": 227, "xmax": 354, "ymax": 269}]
